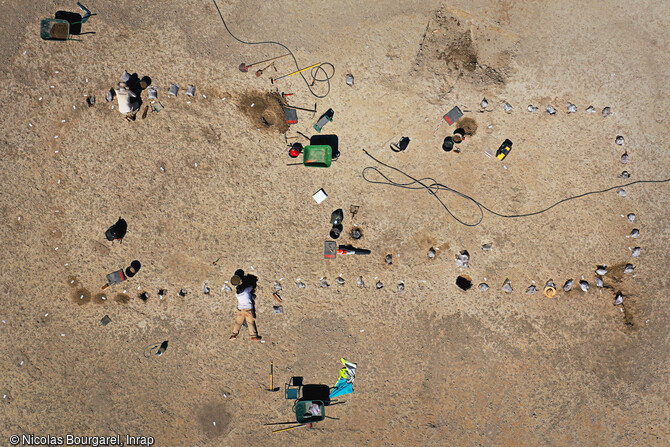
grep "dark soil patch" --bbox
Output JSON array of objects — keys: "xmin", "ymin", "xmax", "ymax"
[
  {"xmin": 67, "ymin": 275, "xmax": 80, "ymax": 288},
  {"xmin": 72, "ymin": 288, "xmax": 91, "ymax": 305},
  {"xmin": 197, "ymin": 402, "xmax": 232, "ymax": 438},
  {"xmin": 436, "ymin": 19, "xmax": 478, "ymax": 72},
  {"xmin": 114, "ymin": 293, "xmax": 130, "ymax": 304},
  {"xmin": 238, "ymin": 90, "xmax": 289, "ymax": 134},
  {"xmin": 456, "ymin": 117, "xmax": 478, "ymax": 136},
  {"xmin": 92, "ymin": 292, "xmax": 109, "ymax": 304}
]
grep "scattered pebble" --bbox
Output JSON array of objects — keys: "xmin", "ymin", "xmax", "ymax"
[
  {"xmin": 624, "ymin": 264, "xmax": 635, "ymax": 274},
  {"xmin": 614, "ymin": 292, "xmax": 623, "ymax": 305},
  {"xmin": 627, "ymin": 213, "xmax": 636, "ymax": 223},
  {"xmin": 502, "ymin": 102, "xmax": 513, "ymax": 112},
  {"xmin": 563, "ymin": 279, "xmax": 573, "ymax": 292},
  {"xmin": 615, "ymin": 135, "xmax": 625, "ymax": 146},
  {"xmin": 397, "ymin": 282, "xmax": 405, "ymax": 293},
  {"xmin": 336, "ymin": 277, "xmax": 345, "ymax": 285},
  {"xmin": 586, "ymin": 106, "xmax": 595, "ymax": 113},
  {"xmin": 297, "ymin": 281, "xmax": 306, "ymax": 289},
  {"xmin": 320, "ymin": 278, "xmax": 329, "ymax": 288},
  {"xmin": 480, "ymin": 98, "xmax": 488, "ymax": 108},
  {"xmin": 567, "ymin": 103, "xmax": 577, "ymax": 113},
  {"xmin": 345, "ymin": 74, "xmax": 355, "ymax": 86},
  {"xmin": 595, "ymin": 276, "xmax": 603, "ymax": 288},
  {"xmin": 579, "ymin": 280, "xmax": 589, "ymax": 292},
  {"xmin": 478, "ymin": 283, "xmax": 489, "ymax": 292},
  {"xmin": 632, "ymin": 247, "xmax": 641, "ymax": 257},
  {"xmin": 455, "ymin": 250, "xmax": 470, "ymax": 268},
  {"xmin": 502, "ymin": 279, "xmax": 513, "ymax": 293},
  {"xmin": 202, "ymin": 284, "xmax": 210, "ymax": 295},
  {"xmin": 602, "ymin": 107, "xmax": 612, "ymax": 117},
  {"xmin": 351, "ymin": 228, "xmax": 362, "ymax": 239},
  {"xmin": 621, "ymin": 152, "xmax": 629, "ymax": 164},
  {"xmin": 526, "ymin": 285, "xmax": 537, "ymax": 294},
  {"xmin": 375, "ymin": 281, "xmax": 383, "ymax": 289},
  {"xmin": 186, "ymin": 85, "xmax": 196, "ymax": 96},
  {"xmin": 385, "ymin": 254, "xmax": 393, "ymax": 265},
  {"xmin": 357, "ymin": 277, "xmax": 365, "ymax": 288},
  {"xmin": 620, "ymin": 171, "xmax": 630, "ymax": 179},
  {"xmin": 631, "ymin": 229, "xmax": 640, "ymax": 238},
  {"xmin": 595, "ymin": 266, "xmax": 608, "ymax": 276},
  {"xmin": 178, "ymin": 289, "xmax": 187, "ymax": 297},
  {"xmin": 546, "ymin": 105, "xmax": 556, "ymax": 115},
  {"xmin": 482, "ymin": 243, "xmax": 492, "ymax": 251},
  {"xmin": 273, "ymin": 282, "xmax": 282, "ymax": 291},
  {"xmin": 617, "ymin": 189, "xmax": 626, "ymax": 197},
  {"xmin": 427, "ymin": 248, "xmax": 436, "ymax": 259}
]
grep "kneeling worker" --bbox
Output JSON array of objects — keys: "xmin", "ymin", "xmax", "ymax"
[{"xmin": 229, "ymin": 270, "xmax": 262, "ymax": 341}]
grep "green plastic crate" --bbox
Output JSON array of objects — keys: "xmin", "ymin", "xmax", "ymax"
[{"xmin": 303, "ymin": 145, "xmax": 332, "ymax": 168}]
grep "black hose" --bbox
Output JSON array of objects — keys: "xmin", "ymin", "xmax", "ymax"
[
  {"xmin": 362, "ymin": 149, "xmax": 670, "ymax": 227},
  {"xmin": 212, "ymin": 0, "xmax": 334, "ymax": 98}
]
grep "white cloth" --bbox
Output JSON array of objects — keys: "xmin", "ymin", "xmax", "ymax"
[
  {"xmin": 236, "ymin": 286, "xmax": 255, "ymax": 310},
  {"xmin": 114, "ymin": 84, "xmax": 139, "ymax": 114}
]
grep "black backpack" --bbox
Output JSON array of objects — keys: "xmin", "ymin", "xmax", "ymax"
[{"xmin": 105, "ymin": 217, "xmax": 127, "ymax": 242}]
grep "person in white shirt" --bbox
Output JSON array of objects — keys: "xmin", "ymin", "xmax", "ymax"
[{"xmin": 229, "ymin": 270, "xmax": 261, "ymax": 340}]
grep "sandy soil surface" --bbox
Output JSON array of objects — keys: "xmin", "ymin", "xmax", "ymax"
[{"xmin": 1, "ymin": 0, "xmax": 669, "ymax": 445}]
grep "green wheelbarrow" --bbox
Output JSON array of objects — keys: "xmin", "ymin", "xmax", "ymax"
[
  {"xmin": 40, "ymin": 2, "xmax": 94, "ymax": 41},
  {"xmin": 293, "ymin": 400, "xmax": 325, "ymax": 424},
  {"xmin": 40, "ymin": 19, "xmax": 78, "ymax": 41}
]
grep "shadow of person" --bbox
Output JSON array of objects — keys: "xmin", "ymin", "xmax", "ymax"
[
  {"xmin": 242, "ymin": 273, "xmax": 258, "ymax": 291},
  {"xmin": 55, "ymin": 11, "xmax": 82, "ymax": 34},
  {"xmin": 233, "ymin": 269, "xmax": 258, "ymax": 293}
]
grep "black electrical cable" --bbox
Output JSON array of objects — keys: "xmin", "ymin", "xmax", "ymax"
[
  {"xmin": 362, "ymin": 149, "xmax": 670, "ymax": 227},
  {"xmin": 212, "ymin": 0, "xmax": 334, "ymax": 98}
]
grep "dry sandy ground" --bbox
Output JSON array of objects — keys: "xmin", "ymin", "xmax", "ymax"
[{"xmin": 1, "ymin": 0, "xmax": 669, "ymax": 445}]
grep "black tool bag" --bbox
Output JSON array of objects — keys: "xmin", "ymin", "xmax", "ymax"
[
  {"xmin": 105, "ymin": 217, "xmax": 127, "ymax": 242},
  {"xmin": 391, "ymin": 136, "xmax": 410, "ymax": 152}
]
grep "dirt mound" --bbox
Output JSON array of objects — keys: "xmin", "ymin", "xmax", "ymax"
[
  {"xmin": 238, "ymin": 90, "xmax": 288, "ymax": 134},
  {"xmin": 413, "ymin": 7, "xmax": 517, "ymax": 89},
  {"xmin": 456, "ymin": 117, "xmax": 478, "ymax": 135}
]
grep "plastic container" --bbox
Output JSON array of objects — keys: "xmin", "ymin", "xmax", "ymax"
[
  {"xmin": 442, "ymin": 136, "xmax": 454, "ymax": 152},
  {"xmin": 303, "ymin": 145, "xmax": 332, "ymax": 168}
]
